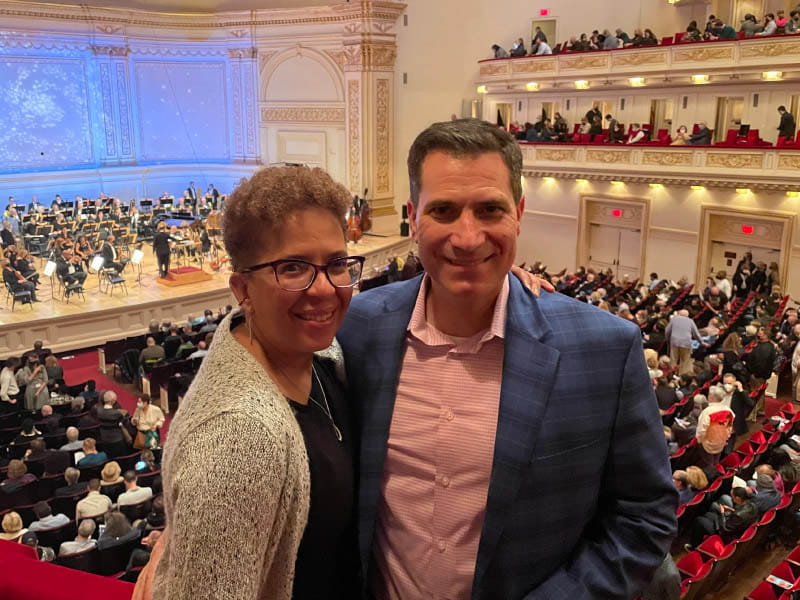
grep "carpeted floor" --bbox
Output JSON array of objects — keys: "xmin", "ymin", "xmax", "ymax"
[{"xmin": 59, "ymin": 349, "xmax": 170, "ymax": 440}]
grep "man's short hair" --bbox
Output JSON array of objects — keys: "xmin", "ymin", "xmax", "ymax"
[
  {"xmin": 30, "ymin": 439, "xmax": 45, "ymax": 453},
  {"xmin": 123, "ymin": 470, "xmax": 138, "ymax": 484},
  {"xmin": 33, "ymin": 501, "xmax": 52, "ymax": 519},
  {"xmin": 64, "ymin": 467, "xmax": 80, "ymax": 486},
  {"xmin": 65, "ymin": 426, "xmax": 79, "ymax": 442},
  {"xmin": 87, "ymin": 478, "xmax": 101, "ymax": 491},
  {"xmin": 731, "ymin": 486, "xmax": 749, "ymax": 501},
  {"xmin": 33, "ymin": 340, "xmax": 43, "ymax": 350},
  {"xmin": 77, "ymin": 519, "xmax": 96, "ymax": 538},
  {"xmin": 778, "ymin": 105, "xmax": 787, "ymax": 112},
  {"xmin": 407, "ymin": 118, "xmax": 523, "ymax": 207},
  {"xmin": 83, "ymin": 437, "xmax": 97, "ymax": 452}
]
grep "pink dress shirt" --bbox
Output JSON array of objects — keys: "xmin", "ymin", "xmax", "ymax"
[{"xmin": 371, "ymin": 275, "xmax": 508, "ymax": 600}]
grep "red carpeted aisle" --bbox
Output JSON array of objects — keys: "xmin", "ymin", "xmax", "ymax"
[{"xmin": 60, "ymin": 350, "xmax": 170, "ymax": 439}]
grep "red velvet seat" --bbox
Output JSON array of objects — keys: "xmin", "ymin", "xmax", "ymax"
[
  {"xmin": 746, "ymin": 581, "xmax": 793, "ymax": 600},
  {"xmin": 697, "ymin": 534, "xmax": 736, "ymax": 561},
  {"xmin": 677, "ymin": 551, "xmax": 714, "ymax": 600}
]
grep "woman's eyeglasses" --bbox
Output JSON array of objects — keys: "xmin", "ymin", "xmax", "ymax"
[{"xmin": 240, "ymin": 256, "xmax": 365, "ymax": 291}]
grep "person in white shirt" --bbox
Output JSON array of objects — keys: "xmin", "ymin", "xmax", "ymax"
[
  {"xmin": 117, "ymin": 470, "xmax": 153, "ymax": 507},
  {"xmin": 714, "ymin": 270, "xmax": 732, "ymax": 300},
  {"xmin": 533, "ymin": 40, "xmax": 552, "ymax": 55},
  {"xmin": 60, "ymin": 427, "xmax": 84, "ymax": 451},
  {"xmin": 756, "ymin": 13, "xmax": 778, "ymax": 35},
  {"xmin": 28, "ymin": 501, "xmax": 70, "ymax": 532},
  {"xmin": 58, "ymin": 519, "xmax": 97, "ymax": 556},
  {"xmin": 188, "ymin": 341, "xmax": 208, "ymax": 359},
  {"xmin": 0, "ymin": 357, "xmax": 21, "ymax": 408}
]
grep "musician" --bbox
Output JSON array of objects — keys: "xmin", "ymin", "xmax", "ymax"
[
  {"xmin": 73, "ymin": 235, "xmax": 93, "ymax": 269},
  {"xmin": 23, "ymin": 214, "xmax": 39, "ymax": 236},
  {"xmin": 205, "ymin": 184, "xmax": 219, "ymax": 207},
  {"xmin": 54, "ymin": 213, "xmax": 68, "ymax": 228},
  {"xmin": 5, "ymin": 207, "xmax": 21, "ymax": 237},
  {"xmin": 27, "ymin": 196, "xmax": 44, "ymax": 215},
  {"xmin": 1, "ymin": 221, "xmax": 16, "ymax": 249},
  {"xmin": 153, "ymin": 222, "xmax": 178, "ymax": 278},
  {"xmin": 74, "ymin": 198, "xmax": 86, "ymax": 221},
  {"xmin": 100, "ymin": 234, "xmax": 128, "ymax": 273},
  {"xmin": 51, "ymin": 195, "xmax": 63, "ymax": 211},
  {"xmin": 185, "ymin": 181, "xmax": 198, "ymax": 203},
  {"xmin": 56, "ymin": 249, "xmax": 88, "ymax": 288},
  {"xmin": 13, "ymin": 249, "xmax": 40, "ymax": 288},
  {"xmin": 2, "ymin": 259, "xmax": 38, "ymax": 302},
  {"xmin": 4, "ymin": 197, "xmax": 15, "ymax": 217},
  {"xmin": 129, "ymin": 206, "xmax": 141, "ymax": 231}
]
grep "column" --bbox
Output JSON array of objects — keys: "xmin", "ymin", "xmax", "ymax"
[
  {"xmin": 228, "ymin": 47, "xmax": 261, "ymax": 164},
  {"xmin": 92, "ymin": 45, "xmax": 135, "ymax": 165}
]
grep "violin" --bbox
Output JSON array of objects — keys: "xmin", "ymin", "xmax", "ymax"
[
  {"xmin": 209, "ymin": 255, "xmax": 229, "ymax": 271},
  {"xmin": 346, "ymin": 207, "xmax": 362, "ymax": 243}
]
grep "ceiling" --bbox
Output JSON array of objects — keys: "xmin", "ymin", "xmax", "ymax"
[{"xmin": 45, "ymin": 0, "xmax": 341, "ymax": 13}]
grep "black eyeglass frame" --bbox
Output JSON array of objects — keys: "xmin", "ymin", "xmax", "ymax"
[{"xmin": 239, "ymin": 255, "xmax": 366, "ymax": 291}]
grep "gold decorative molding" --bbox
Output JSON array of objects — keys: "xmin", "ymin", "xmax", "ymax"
[
  {"xmin": 347, "ymin": 79, "xmax": 360, "ymax": 191},
  {"xmin": 92, "ymin": 45, "xmax": 129, "ymax": 57},
  {"xmin": 535, "ymin": 148, "xmax": 577, "ymax": 162},
  {"xmin": 740, "ymin": 42, "xmax": 800, "ymax": 58},
  {"xmin": 586, "ymin": 149, "xmax": 631, "ymax": 164},
  {"xmin": 324, "ymin": 49, "xmax": 346, "ymax": 71},
  {"xmin": 642, "ymin": 151, "xmax": 692, "ymax": 166},
  {"xmin": 227, "ymin": 47, "xmax": 257, "ymax": 59},
  {"xmin": 706, "ymin": 152, "xmax": 763, "ymax": 169},
  {"xmin": 560, "ymin": 55, "xmax": 608, "ymax": 70},
  {"xmin": 258, "ymin": 51, "xmax": 278, "ymax": 73},
  {"xmin": 375, "ymin": 79, "xmax": 390, "ymax": 194},
  {"xmin": 511, "ymin": 59, "xmax": 555, "ymax": 74},
  {"xmin": 343, "ymin": 42, "xmax": 397, "ymax": 71},
  {"xmin": 778, "ymin": 154, "xmax": 800, "ymax": 169},
  {"xmin": 479, "ymin": 62, "xmax": 510, "ymax": 76},
  {"xmin": 673, "ymin": 47, "xmax": 733, "ymax": 62},
  {"xmin": 96, "ymin": 25, "xmax": 122, "ymax": 35},
  {"xmin": 261, "ymin": 106, "xmax": 345, "ymax": 123},
  {"xmin": 613, "ymin": 51, "xmax": 667, "ymax": 66}
]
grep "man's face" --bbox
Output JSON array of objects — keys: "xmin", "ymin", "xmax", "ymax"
[{"xmin": 408, "ymin": 151, "xmax": 523, "ymax": 304}]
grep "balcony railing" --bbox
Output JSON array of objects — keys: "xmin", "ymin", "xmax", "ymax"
[{"xmin": 477, "ymin": 34, "xmax": 800, "ymax": 91}]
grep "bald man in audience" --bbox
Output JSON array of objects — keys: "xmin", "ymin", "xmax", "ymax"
[
  {"xmin": 39, "ymin": 404, "xmax": 62, "ymax": 434},
  {"xmin": 140, "ymin": 336, "xmax": 166, "ymax": 365},
  {"xmin": 60, "ymin": 427, "xmax": 83, "ymax": 451}
]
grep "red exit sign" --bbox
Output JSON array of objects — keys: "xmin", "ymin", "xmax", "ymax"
[
  {"xmin": 539, "ymin": 8, "xmax": 550, "ymax": 16},
  {"xmin": 611, "ymin": 209, "xmax": 623, "ymax": 217},
  {"xmin": 741, "ymin": 225, "xmax": 754, "ymax": 234}
]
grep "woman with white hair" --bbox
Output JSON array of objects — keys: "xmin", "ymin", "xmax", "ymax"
[{"xmin": 694, "ymin": 385, "xmax": 735, "ymax": 467}]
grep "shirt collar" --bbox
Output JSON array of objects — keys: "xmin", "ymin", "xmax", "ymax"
[{"xmin": 407, "ymin": 274, "xmax": 509, "ymax": 351}]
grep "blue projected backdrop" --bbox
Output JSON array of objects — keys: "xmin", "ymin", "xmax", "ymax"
[{"xmin": 0, "ymin": 57, "xmax": 93, "ymax": 170}]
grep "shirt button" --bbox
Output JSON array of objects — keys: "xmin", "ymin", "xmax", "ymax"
[
  {"xmin": 445, "ymin": 409, "xmax": 455, "ymax": 421},
  {"xmin": 441, "ymin": 476, "xmax": 451, "ymax": 488},
  {"xmin": 438, "ymin": 539, "xmax": 447, "ymax": 553}
]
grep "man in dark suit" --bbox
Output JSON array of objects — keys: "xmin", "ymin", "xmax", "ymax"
[
  {"xmin": 56, "ymin": 249, "xmax": 88, "ymax": 289},
  {"xmin": 152, "ymin": 222, "xmax": 177, "ymax": 278},
  {"xmin": 778, "ymin": 105, "xmax": 796, "ymax": 140},
  {"xmin": 27, "ymin": 196, "xmax": 44, "ymax": 215},
  {"xmin": 185, "ymin": 181, "xmax": 197, "ymax": 203},
  {"xmin": 100, "ymin": 235, "xmax": 128, "ymax": 273},
  {"xmin": 97, "ymin": 391, "xmax": 127, "ymax": 457},
  {"xmin": 585, "ymin": 103, "xmax": 602, "ymax": 127},
  {"xmin": 688, "ymin": 122, "xmax": 712, "ymax": 145},
  {"xmin": 338, "ymin": 119, "xmax": 677, "ymax": 600}
]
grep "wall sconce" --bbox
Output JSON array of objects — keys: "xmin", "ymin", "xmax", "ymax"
[
  {"xmin": 477, "ymin": 85, "xmax": 488, "ymax": 94},
  {"xmin": 628, "ymin": 77, "xmax": 645, "ymax": 87},
  {"xmin": 575, "ymin": 178, "xmax": 589, "ymax": 184},
  {"xmin": 610, "ymin": 180, "xmax": 625, "ymax": 186},
  {"xmin": 542, "ymin": 176, "xmax": 556, "ymax": 183},
  {"xmin": 690, "ymin": 185, "xmax": 705, "ymax": 191},
  {"xmin": 762, "ymin": 71, "xmax": 783, "ymax": 81},
  {"xmin": 691, "ymin": 74, "xmax": 709, "ymax": 85},
  {"xmin": 786, "ymin": 191, "xmax": 800, "ymax": 198},
  {"xmin": 526, "ymin": 82, "xmax": 540, "ymax": 91},
  {"xmin": 574, "ymin": 80, "xmax": 590, "ymax": 90},
  {"xmin": 649, "ymin": 183, "xmax": 664, "ymax": 189},
  {"xmin": 735, "ymin": 188, "xmax": 752, "ymax": 195}
]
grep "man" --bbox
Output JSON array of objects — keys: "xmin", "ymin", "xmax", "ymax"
[
  {"xmin": 709, "ymin": 19, "xmax": 737, "ymax": 39},
  {"xmin": 56, "ymin": 249, "xmax": 88, "ymax": 291},
  {"xmin": 602, "ymin": 29, "xmax": 619, "ymax": 49},
  {"xmin": 59, "ymin": 519, "xmax": 97, "ymax": 556},
  {"xmin": 756, "ymin": 13, "xmax": 778, "ymax": 36},
  {"xmin": 76, "ymin": 437, "xmax": 108, "ymax": 467},
  {"xmin": 688, "ymin": 122, "xmax": 712, "ymax": 145},
  {"xmin": 5, "ymin": 206, "xmax": 21, "ymax": 237},
  {"xmin": 198, "ymin": 309, "xmax": 218, "ymax": 334},
  {"xmin": 28, "ymin": 500, "xmax": 70, "ymax": 532},
  {"xmin": 686, "ymin": 487, "xmax": 757, "ymax": 549},
  {"xmin": 27, "ymin": 196, "xmax": 43, "ymax": 215},
  {"xmin": 100, "ymin": 234, "xmax": 128, "ymax": 273},
  {"xmin": 185, "ymin": 181, "xmax": 197, "ymax": 204},
  {"xmin": 38, "ymin": 404, "xmax": 62, "ymax": 434},
  {"xmin": 665, "ymin": 309, "xmax": 704, "ymax": 375},
  {"xmin": 491, "ymin": 44, "xmax": 508, "ymax": 58},
  {"xmin": 509, "ymin": 38, "xmax": 526, "ymax": 56},
  {"xmin": 744, "ymin": 326, "xmax": 777, "ymax": 421},
  {"xmin": 75, "ymin": 479, "xmax": 112, "ymax": 520},
  {"xmin": 117, "ymin": 470, "xmax": 153, "ymax": 507},
  {"xmin": 778, "ymin": 105, "xmax": 797, "ymax": 140},
  {"xmin": 139, "ymin": 336, "xmax": 166, "ymax": 366},
  {"xmin": 1, "ymin": 221, "xmax": 16, "ymax": 249},
  {"xmin": 533, "ymin": 25, "xmax": 547, "ymax": 45},
  {"xmin": 673, "ymin": 470, "xmax": 694, "ymax": 504},
  {"xmin": 723, "ymin": 373, "xmax": 753, "ymax": 435},
  {"xmin": 126, "ymin": 529, "xmax": 162, "ymax": 571},
  {"xmin": 751, "ymin": 472, "xmax": 781, "ymax": 514},
  {"xmin": 188, "ymin": 340, "xmax": 209, "ymax": 360},
  {"xmin": 532, "ymin": 39, "xmax": 552, "ymax": 55},
  {"xmin": 585, "ymin": 102, "xmax": 602, "ymax": 126},
  {"xmin": 60, "ymin": 427, "xmax": 83, "ymax": 452},
  {"xmin": 604, "ymin": 114, "xmax": 618, "ymax": 143},
  {"xmin": 54, "ymin": 467, "xmax": 88, "ymax": 498},
  {"xmin": 616, "ymin": 28, "xmax": 631, "ymax": 44},
  {"xmin": 97, "ymin": 391, "xmax": 126, "ymax": 456},
  {"xmin": 338, "ymin": 119, "xmax": 676, "ymax": 599}
]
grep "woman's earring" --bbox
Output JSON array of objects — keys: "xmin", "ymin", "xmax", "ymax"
[{"xmin": 247, "ymin": 315, "xmax": 253, "ymax": 344}]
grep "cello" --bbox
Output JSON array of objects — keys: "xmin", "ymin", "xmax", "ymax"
[{"xmin": 346, "ymin": 199, "xmax": 362, "ymax": 243}]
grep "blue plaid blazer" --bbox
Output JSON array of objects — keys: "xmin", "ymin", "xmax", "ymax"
[{"xmin": 337, "ymin": 274, "xmax": 677, "ymax": 600}]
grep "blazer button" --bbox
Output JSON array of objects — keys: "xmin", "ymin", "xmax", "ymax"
[{"xmin": 437, "ymin": 539, "xmax": 447, "ymax": 553}]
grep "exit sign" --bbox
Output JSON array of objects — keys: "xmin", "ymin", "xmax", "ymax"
[
  {"xmin": 741, "ymin": 225, "xmax": 754, "ymax": 234},
  {"xmin": 539, "ymin": 8, "xmax": 550, "ymax": 16},
  {"xmin": 611, "ymin": 209, "xmax": 623, "ymax": 217}
]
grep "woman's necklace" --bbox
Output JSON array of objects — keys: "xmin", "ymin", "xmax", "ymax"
[{"xmin": 308, "ymin": 366, "xmax": 343, "ymax": 443}]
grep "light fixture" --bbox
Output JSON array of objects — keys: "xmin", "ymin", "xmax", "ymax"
[
  {"xmin": 525, "ymin": 82, "xmax": 540, "ymax": 91},
  {"xmin": 762, "ymin": 71, "xmax": 783, "ymax": 81},
  {"xmin": 690, "ymin": 185, "xmax": 705, "ymax": 191},
  {"xmin": 610, "ymin": 180, "xmax": 625, "ymax": 185},
  {"xmin": 736, "ymin": 188, "xmax": 752, "ymax": 195},
  {"xmin": 542, "ymin": 176, "xmax": 556, "ymax": 183},
  {"xmin": 787, "ymin": 191, "xmax": 800, "ymax": 198},
  {"xmin": 477, "ymin": 85, "xmax": 488, "ymax": 94},
  {"xmin": 574, "ymin": 80, "xmax": 590, "ymax": 90},
  {"xmin": 628, "ymin": 77, "xmax": 645, "ymax": 87},
  {"xmin": 575, "ymin": 178, "xmax": 589, "ymax": 184},
  {"xmin": 691, "ymin": 74, "xmax": 709, "ymax": 85},
  {"xmin": 649, "ymin": 183, "xmax": 664, "ymax": 189}
]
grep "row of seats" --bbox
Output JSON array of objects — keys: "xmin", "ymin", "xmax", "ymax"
[{"xmin": 746, "ymin": 545, "xmax": 800, "ymax": 599}]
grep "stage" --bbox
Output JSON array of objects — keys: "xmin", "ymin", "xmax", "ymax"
[{"xmin": 0, "ymin": 233, "xmax": 411, "ymax": 355}]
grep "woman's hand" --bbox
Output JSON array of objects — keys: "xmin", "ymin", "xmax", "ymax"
[{"xmin": 510, "ymin": 265, "xmax": 555, "ymax": 297}]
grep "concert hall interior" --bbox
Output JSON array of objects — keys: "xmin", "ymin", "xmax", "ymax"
[{"xmin": 2, "ymin": 0, "xmax": 800, "ymax": 598}]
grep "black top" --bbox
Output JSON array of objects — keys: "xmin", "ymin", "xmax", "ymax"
[
  {"xmin": 153, "ymin": 232, "xmax": 175, "ymax": 255},
  {"xmin": 289, "ymin": 356, "xmax": 358, "ymax": 600}
]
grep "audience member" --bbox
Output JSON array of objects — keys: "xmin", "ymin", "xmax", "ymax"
[
  {"xmin": 686, "ymin": 487, "xmax": 757, "ymax": 550},
  {"xmin": 670, "ymin": 125, "xmax": 690, "ymax": 145},
  {"xmin": 54, "ymin": 467, "xmax": 89, "ymax": 497},
  {"xmin": 665, "ymin": 309, "xmax": 704, "ymax": 375},
  {"xmin": 76, "ymin": 478, "xmax": 113, "ymax": 520},
  {"xmin": 756, "ymin": 13, "xmax": 777, "ymax": 36},
  {"xmin": 126, "ymin": 529, "xmax": 162, "ymax": 571},
  {"xmin": 21, "ymin": 531, "xmax": 55, "ymax": 562},
  {"xmin": 509, "ymin": 37, "xmax": 526, "ymax": 56},
  {"xmin": 117, "ymin": 470, "xmax": 153, "ymax": 507},
  {"xmin": 101, "ymin": 461, "xmax": 124, "ymax": 487},
  {"xmin": 491, "ymin": 44, "xmax": 508, "ymax": 58},
  {"xmin": 28, "ymin": 500, "xmax": 70, "ymax": 532},
  {"xmin": 198, "ymin": 310, "xmax": 218, "ymax": 333},
  {"xmin": 0, "ymin": 459, "xmax": 37, "ymax": 492},
  {"xmin": 139, "ymin": 336, "xmax": 166, "ymax": 366},
  {"xmin": 76, "ymin": 437, "xmax": 108, "ymax": 467},
  {"xmin": 740, "ymin": 13, "xmax": 760, "ymax": 37},
  {"xmin": 96, "ymin": 511, "xmax": 140, "ymax": 551},
  {"xmin": 688, "ymin": 123, "xmax": 712, "ymax": 145},
  {"xmin": 132, "ymin": 395, "xmax": 165, "ymax": 450},
  {"xmin": 744, "ymin": 327, "xmax": 777, "ymax": 421},
  {"xmin": 0, "ymin": 511, "xmax": 27, "ymax": 541},
  {"xmin": 0, "ymin": 356, "xmax": 22, "ymax": 409},
  {"xmin": 60, "ymin": 427, "xmax": 83, "ymax": 451},
  {"xmin": 778, "ymin": 105, "xmax": 796, "ymax": 140},
  {"xmin": 672, "ymin": 470, "xmax": 694, "ymax": 504},
  {"xmin": 97, "ymin": 391, "xmax": 127, "ymax": 455},
  {"xmin": 59, "ymin": 519, "xmax": 97, "ymax": 556}
]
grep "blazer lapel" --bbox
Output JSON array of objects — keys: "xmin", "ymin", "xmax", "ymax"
[{"xmin": 473, "ymin": 277, "xmax": 561, "ymax": 590}]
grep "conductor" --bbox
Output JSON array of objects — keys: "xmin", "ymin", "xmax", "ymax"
[{"xmin": 153, "ymin": 222, "xmax": 178, "ymax": 279}]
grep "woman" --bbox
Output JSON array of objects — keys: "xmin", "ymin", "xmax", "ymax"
[
  {"xmin": 0, "ymin": 511, "xmax": 27, "ymax": 542},
  {"xmin": 11, "ymin": 418, "xmax": 41, "ymax": 445},
  {"xmin": 721, "ymin": 333, "xmax": 745, "ymax": 377},
  {"xmin": 14, "ymin": 249, "xmax": 40, "ymax": 287},
  {"xmin": 137, "ymin": 166, "xmax": 543, "ymax": 600},
  {"xmin": 135, "ymin": 449, "xmax": 159, "ymax": 473},
  {"xmin": 671, "ymin": 125, "xmax": 690, "ymax": 145},
  {"xmin": 642, "ymin": 28, "xmax": 659, "ymax": 45},
  {"xmin": 0, "ymin": 459, "xmax": 37, "ymax": 492},
  {"xmin": 74, "ymin": 235, "xmax": 93, "ymax": 269},
  {"xmin": 131, "ymin": 395, "xmax": 165, "ymax": 450},
  {"xmin": 16, "ymin": 354, "xmax": 49, "ymax": 410},
  {"xmin": 553, "ymin": 112, "xmax": 568, "ymax": 141},
  {"xmin": 97, "ymin": 512, "xmax": 141, "ymax": 551},
  {"xmin": 685, "ymin": 465, "xmax": 709, "ymax": 494},
  {"xmin": 0, "ymin": 356, "xmax": 22, "ymax": 411},
  {"xmin": 101, "ymin": 461, "xmax": 124, "ymax": 487},
  {"xmin": 45, "ymin": 355, "xmax": 64, "ymax": 391}
]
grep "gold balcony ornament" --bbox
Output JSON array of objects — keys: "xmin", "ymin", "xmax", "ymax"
[
  {"xmin": 762, "ymin": 71, "xmax": 783, "ymax": 81},
  {"xmin": 691, "ymin": 74, "xmax": 710, "ymax": 85}
]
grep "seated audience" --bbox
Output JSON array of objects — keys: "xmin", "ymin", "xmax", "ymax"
[
  {"xmin": 54, "ymin": 467, "xmax": 89, "ymax": 497},
  {"xmin": 38, "ymin": 404, "xmax": 62, "ymax": 434},
  {"xmin": 0, "ymin": 511, "xmax": 27, "ymax": 541},
  {"xmin": 198, "ymin": 310, "xmax": 218, "ymax": 333},
  {"xmin": 76, "ymin": 478, "xmax": 113, "ymax": 520},
  {"xmin": 671, "ymin": 125, "xmax": 690, "ymax": 145},
  {"xmin": 76, "ymin": 437, "xmax": 108, "ymax": 467},
  {"xmin": 672, "ymin": 470, "xmax": 694, "ymax": 504},
  {"xmin": 491, "ymin": 44, "xmax": 508, "ymax": 58},
  {"xmin": 143, "ymin": 495, "xmax": 166, "ymax": 530},
  {"xmin": 101, "ymin": 461, "xmax": 124, "ymax": 487},
  {"xmin": 117, "ymin": 470, "xmax": 153, "ymax": 507},
  {"xmin": 188, "ymin": 341, "xmax": 208, "ymax": 359},
  {"xmin": 139, "ymin": 336, "xmax": 166, "ymax": 366},
  {"xmin": 509, "ymin": 37, "xmax": 526, "ymax": 56},
  {"xmin": 756, "ymin": 13, "xmax": 777, "ymax": 36},
  {"xmin": 58, "ymin": 519, "xmax": 97, "ymax": 556},
  {"xmin": 60, "ymin": 427, "xmax": 83, "ymax": 451},
  {"xmin": 96, "ymin": 511, "xmax": 141, "ymax": 551},
  {"xmin": 11, "ymin": 418, "xmax": 42, "ymax": 445},
  {"xmin": 0, "ymin": 459, "xmax": 37, "ymax": 492},
  {"xmin": 750, "ymin": 472, "xmax": 781, "ymax": 514},
  {"xmin": 740, "ymin": 13, "xmax": 760, "ymax": 37},
  {"xmin": 21, "ymin": 531, "xmax": 55, "ymax": 562},
  {"xmin": 686, "ymin": 487, "xmax": 757, "ymax": 550},
  {"xmin": 135, "ymin": 450, "xmax": 159, "ymax": 474},
  {"xmin": 28, "ymin": 500, "xmax": 70, "ymax": 532},
  {"xmin": 688, "ymin": 122, "xmax": 711, "ymax": 145},
  {"xmin": 627, "ymin": 124, "xmax": 647, "ymax": 144},
  {"xmin": 126, "ymin": 529, "xmax": 163, "ymax": 572}
]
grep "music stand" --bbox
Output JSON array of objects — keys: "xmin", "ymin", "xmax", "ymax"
[
  {"xmin": 43, "ymin": 260, "xmax": 58, "ymax": 300},
  {"xmin": 131, "ymin": 248, "xmax": 145, "ymax": 286}
]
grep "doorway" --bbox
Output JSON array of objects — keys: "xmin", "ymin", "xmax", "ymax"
[
  {"xmin": 539, "ymin": 101, "xmax": 559, "ymax": 121},
  {"xmin": 650, "ymin": 99, "xmax": 674, "ymax": 134},
  {"xmin": 530, "ymin": 19, "xmax": 557, "ymax": 48},
  {"xmin": 496, "ymin": 102, "xmax": 513, "ymax": 129},
  {"xmin": 588, "ymin": 224, "xmax": 642, "ymax": 280},
  {"xmin": 714, "ymin": 96, "xmax": 744, "ymax": 142}
]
